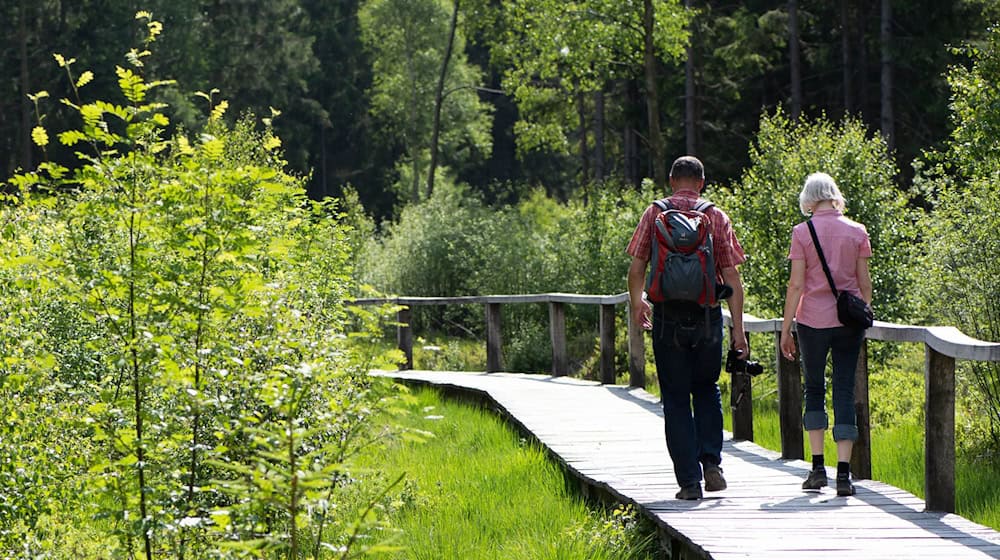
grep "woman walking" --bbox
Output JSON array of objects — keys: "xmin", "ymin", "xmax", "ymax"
[{"xmin": 779, "ymin": 173, "xmax": 873, "ymax": 496}]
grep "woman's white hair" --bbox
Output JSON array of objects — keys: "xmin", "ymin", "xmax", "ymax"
[{"xmin": 799, "ymin": 172, "xmax": 846, "ymax": 215}]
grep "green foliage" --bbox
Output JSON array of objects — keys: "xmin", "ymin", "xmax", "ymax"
[
  {"xmin": 0, "ymin": 14, "xmax": 399, "ymax": 559},
  {"xmin": 349, "ymin": 387, "xmax": 662, "ymax": 559},
  {"xmin": 494, "ymin": 0, "xmax": 690, "ymax": 157},
  {"xmin": 360, "ymin": 178, "xmax": 657, "ymax": 374},
  {"xmin": 913, "ymin": 24, "xmax": 1000, "ymax": 452},
  {"xmin": 915, "ymin": 28, "xmax": 1000, "ymax": 454},
  {"xmin": 358, "ymin": 0, "xmax": 493, "ymax": 203},
  {"xmin": 714, "ymin": 110, "xmax": 915, "ymax": 322}
]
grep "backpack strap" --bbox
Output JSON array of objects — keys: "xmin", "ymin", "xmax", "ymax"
[
  {"xmin": 654, "ymin": 198, "xmax": 715, "ymax": 213},
  {"xmin": 693, "ymin": 199, "xmax": 715, "ymax": 213}
]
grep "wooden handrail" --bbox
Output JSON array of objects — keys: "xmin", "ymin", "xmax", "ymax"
[{"xmin": 356, "ymin": 291, "xmax": 1000, "ymax": 513}]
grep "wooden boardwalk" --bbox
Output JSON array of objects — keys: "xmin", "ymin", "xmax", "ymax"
[{"xmin": 375, "ymin": 370, "xmax": 1000, "ymax": 560}]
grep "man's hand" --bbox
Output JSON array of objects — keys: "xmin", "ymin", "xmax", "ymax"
[
  {"xmin": 627, "ymin": 256, "xmax": 652, "ymax": 330},
  {"xmin": 731, "ymin": 330, "xmax": 749, "ymax": 357},
  {"xmin": 632, "ymin": 298, "xmax": 652, "ymax": 330}
]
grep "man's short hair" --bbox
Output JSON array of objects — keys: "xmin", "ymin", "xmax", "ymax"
[{"xmin": 669, "ymin": 156, "xmax": 705, "ymax": 180}]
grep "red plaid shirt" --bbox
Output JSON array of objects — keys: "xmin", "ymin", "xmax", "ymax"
[{"xmin": 626, "ymin": 190, "xmax": 746, "ymax": 273}]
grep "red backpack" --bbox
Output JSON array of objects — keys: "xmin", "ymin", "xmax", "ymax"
[{"xmin": 645, "ymin": 198, "xmax": 718, "ymax": 308}]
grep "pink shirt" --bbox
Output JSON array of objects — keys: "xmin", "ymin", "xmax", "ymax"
[{"xmin": 788, "ymin": 208, "xmax": 872, "ymax": 328}]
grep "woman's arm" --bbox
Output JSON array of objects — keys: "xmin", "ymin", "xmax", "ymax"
[
  {"xmin": 780, "ymin": 259, "xmax": 806, "ymax": 359},
  {"xmin": 856, "ymin": 257, "xmax": 872, "ymax": 305}
]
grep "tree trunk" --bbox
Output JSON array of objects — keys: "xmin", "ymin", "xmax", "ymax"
[
  {"xmin": 684, "ymin": 0, "xmax": 698, "ymax": 155},
  {"xmin": 841, "ymin": 0, "xmax": 854, "ymax": 113},
  {"xmin": 788, "ymin": 0, "xmax": 802, "ymax": 120},
  {"xmin": 857, "ymin": 1, "xmax": 869, "ymax": 121},
  {"xmin": 427, "ymin": 0, "xmax": 460, "ymax": 199},
  {"xmin": 594, "ymin": 89, "xmax": 605, "ymax": 182},
  {"xmin": 642, "ymin": 0, "xmax": 667, "ymax": 187},
  {"xmin": 575, "ymin": 87, "xmax": 590, "ymax": 183},
  {"xmin": 880, "ymin": 0, "xmax": 895, "ymax": 151},
  {"xmin": 18, "ymin": 1, "xmax": 32, "ymax": 170},
  {"xmin": 624, "ymin": 80, "xmax": 640, "ymax": 188}
]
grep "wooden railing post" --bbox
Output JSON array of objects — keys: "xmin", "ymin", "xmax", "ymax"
[
  {"xmin": 599, "ymin": 304, "xmax": 616, "ymax": 384},
  {"xmin": 775, "ymin": 330, "xmax": 803, "ymax": 460},
  {"xmin": 851, "ymin": 338, "xmax": 872, "ymax": 480},
  {"xmin": 627, "ymin": 300, "xmax": 646, "ymax": 388},
  {"xmin": 486, "ymin": 302, "xmax": 504, "ymax": 373},
  {"xmin": 549, "ymin": 302, "xmax": 568, "ymax": 376},
  {"xmin": 397, "ymin": 306, "xmax": 413, "ymax": 370},
  {"xmin": 730, "ymin": 329, "xmax": 754, "ymax": 441},
  {"xmin": 925, "ymin": 345, "xmax": 956, "ymax": 512}
]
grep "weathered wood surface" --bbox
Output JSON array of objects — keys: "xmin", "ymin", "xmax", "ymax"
[{"xmin": 375, "ymin": 369, "xmax": 1000, "ymax": 560}]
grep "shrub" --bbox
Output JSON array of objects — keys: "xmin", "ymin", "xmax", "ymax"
[
  {"xmin": 913, "ymin": 26, "xmax": 1000, "ymax": 453},
  {"xmin": 0, "ymin": 14, "xmax": 398, "ymax": 558},
  {"xmin": 359, "ymin": 179, "xmax": 657, "ymax": 377},
  {"xmin": 713, "ymin": 110, "xmax": 915, "ymax": 322}
]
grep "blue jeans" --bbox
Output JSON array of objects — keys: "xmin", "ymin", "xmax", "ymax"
[
  {"xmin": 796, "ymin": 323, "xmax": 865, "ymax": 441},
  {"xmin": 652, "ymin": 304, "xmax": 724, "ymax": 489}
]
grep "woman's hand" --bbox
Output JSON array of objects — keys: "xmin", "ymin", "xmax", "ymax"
[{"xmin": 780, "ymin": 330, "xmax": 797, "ymax": 361}]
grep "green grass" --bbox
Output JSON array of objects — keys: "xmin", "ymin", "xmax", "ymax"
[{"xmin": 354, "ymin": 387, "xmax": 662, "ymax": 560}]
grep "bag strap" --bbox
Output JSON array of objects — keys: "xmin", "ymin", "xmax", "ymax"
[{"xmin": 806, "ymin": 219, "xmax": 839, "ymax": 298}]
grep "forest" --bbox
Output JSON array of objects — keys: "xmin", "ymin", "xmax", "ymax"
[
  {"xmin": 3, "ymin": 0, "xmax": 998, "ymax": 216},
  {"xmin": 2, "ymin": 0, "xmax": 1000, "ymax": 557}
]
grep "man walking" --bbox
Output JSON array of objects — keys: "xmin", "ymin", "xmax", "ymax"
[{"xmin": 626, "ymin": 155, "xmax": 748, "ymax": 500}]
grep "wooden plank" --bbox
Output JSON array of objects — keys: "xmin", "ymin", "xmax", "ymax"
[
  {"xmin": 731, "ymin": 329, "xmax": 753, "ymax": 441},
  {"xmin": 599, "ymin": 303, "xmax": 615, "ymax": 384},
  {"xmin": 775, "ymin": 331, "xmax": 803, "ymax": 460},
  {"xmin": 627, "ymin": 299, "xmax": 646, "ymax": 388},
  {"xmin": 549, "ymin": 302, "xmax": 567, "ymax": 377},
  {"xmin": 373, "ymin": 370, "xmax": 1000, "ymax": 560},
  {"xmin": 397, "ymin": 306, "xmax": 413, "ymax": 370},
  {"xmin": 853, "ymin": 337, "xmax": 872, "ymax": 479},
  {"xmin": 925, "ymin": 325, "xmax": 1000, "ymax": 361},
  {"xmin": 485, "ymin": 303, "xmax": 503, "ymax": 372},
  {"xmin": 925, "ymin": 345, "xmax": 956, "ymax": 512}
]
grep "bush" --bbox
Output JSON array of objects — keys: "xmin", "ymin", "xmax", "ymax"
[
  {"xmin": 0, "ymin": 14, "xmax": 399, "ymax": 558},
  {"xmin": 913, "ymin": 26, "xmax": 1000, "ymax": 453},
  {"xmin": 359, "ymin": 179, "xmax": 658, "ymax": 377},
  {"xmin": 713, "ymin": 110, "xmax": 915, "ymax": 322}
]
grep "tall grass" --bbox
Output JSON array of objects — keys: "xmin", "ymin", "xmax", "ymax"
[{"xmin": 352, "ymin": 387, "xmax": 662, "ymax": 560}]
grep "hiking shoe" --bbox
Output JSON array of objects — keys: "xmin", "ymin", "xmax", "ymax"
[
  {"xmin": 802, "ymin": 468, "xmax": 828, "ymax": 490},
  {"xmin": 836, "ymin": 477, "xmax": 855, "ymax": 497},
  {"xmin": 703, "ymin": 465, "xmax": 727, "ymax": 492},
  {"xmin": 675, "ymin": 484, "xmax": 703, "ymax": 500}
]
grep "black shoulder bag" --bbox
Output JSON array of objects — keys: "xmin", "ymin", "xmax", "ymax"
[{"xmin": 806, "ymin": 220, "xmax": 873, "ymax": 329}]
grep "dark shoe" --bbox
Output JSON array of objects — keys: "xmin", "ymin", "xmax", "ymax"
[
  {"xmin": 802, "ymin": 468, "xmax": 828, "ymax": 490},
  {"xmin": 703, "ymin": 465, "xmax": 727, "ymax": 492},
  {"xmin": 836, "ymin": 477, "xmax": 855, "ymax": 496},
  {"xmin": 675, "ymin": 484, "xmax": 703, "ymax": 500}
]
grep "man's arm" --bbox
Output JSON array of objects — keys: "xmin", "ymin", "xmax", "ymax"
[
  {"xmin": 720, "ymin": 266, "xmax": 748, "ymax": 356},
  {"xmin": 628, "ymin": 256, "xmax": 652, "ymax": 330}
]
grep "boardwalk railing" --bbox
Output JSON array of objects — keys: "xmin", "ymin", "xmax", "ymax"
[{"xmin": 356, "ymin": 292, "xmax": 1000, "ymax": 513}]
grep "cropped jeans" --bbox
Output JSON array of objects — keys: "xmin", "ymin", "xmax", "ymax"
[
  {"xmin": 796, "ymin": 323, "xmax": 865, "ymax": 441},
  {"xmin": 651, "ymin": 303, "xmax": 724, "ymax": 489}
]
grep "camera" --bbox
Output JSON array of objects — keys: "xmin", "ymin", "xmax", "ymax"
[{"xmin": 725, "ymin": 349, "xmax": 764, "ymax": 377}]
